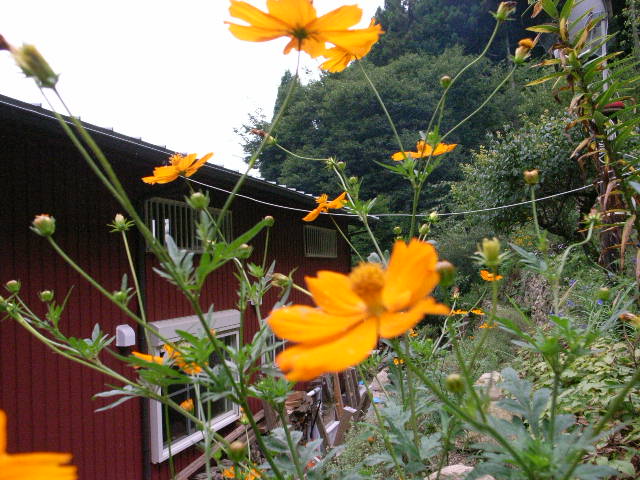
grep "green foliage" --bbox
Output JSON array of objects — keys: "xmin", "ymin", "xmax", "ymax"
[
  {"xmin": 451, "ymin": 112, "xmax": 595, "ymax": 241},
  {"xmin": 241, "ymin": 48, "xmax": 518, "ymax": 214},
  {"xmin": 367, "ymin": 0, "xmax": 535, "ymax": 66}
]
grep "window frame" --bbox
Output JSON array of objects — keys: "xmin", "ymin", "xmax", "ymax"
[
  {"xmin": 303, "ymin": 224, "xmax": 338, "ymax": 258},
  {"xmin": 144, "ymin": 197, "xmax": 233, "ymax": 253},
  {"xmin": 147, "ymin": 309, "xmax": 241, "ymax": 463}
]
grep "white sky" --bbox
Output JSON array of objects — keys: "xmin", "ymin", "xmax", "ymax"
[{"xmin": 1, "ymin": 0, "xmax": 385, "ymax": 173}]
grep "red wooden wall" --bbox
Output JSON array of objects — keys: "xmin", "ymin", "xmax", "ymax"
[{"xmin": 0, "ymin": 101, "xmax": 350, "ymax": 480}]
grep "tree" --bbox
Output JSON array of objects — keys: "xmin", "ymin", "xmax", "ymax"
[{"xmin": 239, "ymin": 47, "xmax": 519, "ymax": 216}]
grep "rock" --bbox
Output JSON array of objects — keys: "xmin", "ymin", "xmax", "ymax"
[
  {"xmin": 465, "ymin": 372, "xmax": 513, "ymax": 445},
  {"xmin": 475, "ymin": 371, "xmax": 503, "ymax": 401},
  {"xmin": 426, "ymin": 464, "xmax": 495, "ymax": 480},
  {"xmin": 364, "ymin": 368, "xmax": 391, "ymax": 421}
]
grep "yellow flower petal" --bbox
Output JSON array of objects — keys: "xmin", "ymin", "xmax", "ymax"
[
  {"xmin": 383, "ymin": 239, "xmax": 440, "ymax": 312},
  {"xmin": 306, "ymin": 271, "xmax": 366, "ymax": 315},
  {"xmin": 308, "ymin": 4, "xmax": 362, "ymax": 31},
  {"xmin": 268, "ymin": 305, "xmax": 365, "ymax": 344},
  {"xmin": 266, "ymin": 0, "xmax": 317, "ymax": 28},
  {"xmin": 378, "ymin": 297, "xmax": 449, "ymax": 338},
  {"xmin": 229, "ymin": 0, "xmax": 290, "ymax": 32},
  {"xmin": 276, "ymin": 316, "xmax": 377, "ymax": 381}
]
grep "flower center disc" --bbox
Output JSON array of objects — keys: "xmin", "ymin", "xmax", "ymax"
[{"xmin": 349, "ymin": 262, "xmax": 385, "ymax": 314}]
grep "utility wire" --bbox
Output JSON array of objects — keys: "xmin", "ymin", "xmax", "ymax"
[{"xmin": 186, "ymin": 177, "xmax": 596, "ymax": 219}]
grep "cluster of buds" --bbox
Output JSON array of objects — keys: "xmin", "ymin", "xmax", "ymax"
[
  {"xmin": 514, "ymin": 38, "xmax": 536, "ymax": 64},
  {"xmin": 0, "ymin": 35, "xmax": 58, "ymax": 89},
  {"xmin": 250, "ymin": 128, "xmax": 276, "ymax": 145}
]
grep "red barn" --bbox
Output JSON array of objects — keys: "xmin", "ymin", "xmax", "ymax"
[{"xmin": 0, "ymin": 94, "xmax": 351, "ymax": 479}]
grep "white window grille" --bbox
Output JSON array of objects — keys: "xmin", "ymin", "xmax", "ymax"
[
  {"xmin": 303, "ymin": 225, "xmax": 338, "ymax": 258},
  {"xmin": 144, "ymin": 197, "xmax": 233, "ymax": 252},
  {"xmin": 147, "ymin": 310, "xmax": 241, "ymax": 463}
]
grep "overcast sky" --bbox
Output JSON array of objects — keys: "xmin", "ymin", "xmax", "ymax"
[{"xmin": 1, "ymin": 0, "xmax": 385, "ymax": 173}]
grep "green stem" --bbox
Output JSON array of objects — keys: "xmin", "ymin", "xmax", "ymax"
[
  {"xmin": 120, "ymin": 230, "xmax": 150, "ymax": 349},
  {"xmin": 357, "ymin": 61, "xmax": 405, "ymax": 154},
  {"xmin": 439, "ymin": 67, "xmax": 516, "ymax": 144},
  {"xmin": 403, "ymin": 336, "xmax": 421, "ymax": 450},
  {"xmin": 277, "ymin": 406, "xmax": 305, "ymax": 479},
  {"xmin": 356, "ymin": 365, "xmax": 406, "ymax": 480},
  {"xmin": 330, "ymin": 216, "xmax": 364, "ymax": 263},
  {"xmin": 274, "ymin": 142, "xmax": 330, "ymax": 162}
]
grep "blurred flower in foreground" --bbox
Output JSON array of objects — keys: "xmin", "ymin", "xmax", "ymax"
[
  {"xmin": 180, "ymin": 398, "xmax": 195, "ymax": 412},
  {"xmin": 320, "ymin": 19, "xmax": 383, "ymax": 72},
  {"xmin": 142, "ymin": 153, "xmax": 213, "ymax": 184},
  {"xmin": 227, "ymin": 0, "xmax": 382, "ymax": 70},
  {"xmin": 269, "ymin": 239, "xmax": 449, "ymax": 380},
  {"xmin": 302, "ymin": 192, "xmax": 347, "ymax": 222},
  {"xmin": 392, "ymin": 140, "xmax": 457, "ymax": 161},
  {"xmin": 480, "ymin": 269, "xmax": 503, "ymax": 282},
  {"xmin": 0, "ymin": 409, "xmax": 77, "ymax": 479}
]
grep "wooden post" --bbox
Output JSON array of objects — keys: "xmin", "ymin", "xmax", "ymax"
[
  {"xmin": 343, "ymin": 370, "xmax": 357, "ymax": 408},
  {"xmin": 262, "ymin": 400, "xmax": 278, "ymax": 431},
  {"xmin": 331, "ymin": 372, "xmax": 344, "ymax": 414},
  {"xmin": 333, "ymin": 406, "xmax": 357, "ymax": 446}
]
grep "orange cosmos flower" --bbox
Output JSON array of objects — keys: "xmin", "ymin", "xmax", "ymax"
[
  {"xmin": 392, "ymin": 140, "xmax": 457, "ymax": 161},
  {"xmin": 450, "ymin": 309, "xmax": 469, "ymax": 315},
  {"xmin": 470, "ymin": 308, "xmax": 485, "ymax": 315},
  {"xmin": 227, "ymin": 0, "xmax": 382, "ymax": 63},
  {"xmin": 163, "ymin": 344, "xmax": 203, "ymax": 375},
  {"xmin": 480, "ymin": 270, "xmax": 503, "ymax": 282},
  {"xmin": 223, "ymin": 466, "xmax": 261, "ymax": 480},
  {"xmin": 320, "ymin": 19, "xmax": 383, "ymax": 72},
  {"xmin": 180, "ymin": 398, "xmax": 195, "ymax": 412},
  {"xmin": 268, "ymin": 239, "xmax": 449, "ymax": 381},
  {"xmin": 479, "ymin": 322, "xmax": 496, "ymax": 329},
  {"xmin": 131, "ymin": 351, "xmax": 164, "ymax": 366},
  {"xmin": 0, "ymin": 410, "xmax": 77, "ymax": 480},
  {"xmin": 302, "ymin": 192, "xmax": 347, "ymax": 222},
  {"xmin": 393, "ymin": 357, "xmax": 404, "ymax": 365},
  {"xmin": 142, "ymin": 152, "xmax": 213, "ymax": 184}
]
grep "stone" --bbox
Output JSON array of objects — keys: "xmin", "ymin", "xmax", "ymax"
[{"xmin": 425, "ymin": 464, "xmax": 495, "ymax": 480}]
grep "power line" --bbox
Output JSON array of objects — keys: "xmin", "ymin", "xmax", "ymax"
[{"xmin": 186, "ymin": 177, "xmax": 597, "ymax": 219}]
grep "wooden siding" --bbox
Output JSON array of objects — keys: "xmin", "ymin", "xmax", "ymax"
[{"xmin": 1, "ymin": 105, "xmax": 351, "ymax": 480}]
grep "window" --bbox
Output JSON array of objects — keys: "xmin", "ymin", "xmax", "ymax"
[
  {"xmin": 303, "ymin": 225, "xmax": 338, "ymax": 258},
  {"xmin": 144, "ymin": 197, "xmax": 233, "ymax": 252},
  {"xmin": 147, "ymin": 310, "xmax": 241, "ymax": 463}
]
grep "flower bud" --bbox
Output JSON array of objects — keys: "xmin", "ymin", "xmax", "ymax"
[
  {"xmin": 451, "ymin": 287, "xmax": 460, "ymax": 299},
  {"xmin": 237, "ymin": 243, "xmax": 252, "ymax": 258},
  {"xmin": 13, "ymin": 44, "xmax": 58, "ymax": 88},
  {"xmin": 109, "ymin": 213, "xmax": 132, "ymax": 232},
  {"xmin": 523, "ymin": 169, "xmax": 540, "ymax": 185},
  {"xmin": 239, "ymin": 407, "xmax": 250, "ymax": 425},
  {"xmin": 188, "ymin": 192, "xmax": 209, "ymax": 210},
  {"xmin": 263, "ymin": 215, "xmax": 275, "ymax": 227},
  {"xmin": 436, "ymin": 261, "xmax": 456, "ymax": 287},
  {"xmin": 419, "ymin": 223, "xmax": 430, "ymax": 236},
  {"xmin": 428, "ymin": 211, "xmax": 439, "ymax": 223},
  {"xmin": 271, "ymin": 273, "xmax": 290, "ymax": 288},
  {"xmin": 113, "ymin": 290, "xmax": 128, "ymax": 304},
  {"xmin": 439, "ymin": 75, "xmax": 452, "ymax": 88},
  {"xmin": 480, "ymin": 237, "xmax": 501, "ymax": 268},
  {"xmin": 348, "ymin": 176, "xmax": 358, "ymax": 185},
  {"xmin": 620, "ymin": 312, "xmax": 640, "ymax": 329},
  {"xmin": 445, "ymin": 373, "xmax": 465, "ymax": 393},
  {"xmin": 393, "ymin": 226, "xmax": 402, "ymax": 235},
  {"xmin": 367, "ymin": 435, "xmax": 376, "ymax": 444},
  {"xmin": 250, "ymin": 128, "xmax": 276, "ymax": 145},
  {"xmin": 38, "ymin": 290, "xmax": 54, "ymax": 302},
  {"xmin": 584, "ymin": 209, "xmax": 602, "ymax": 226},
  {"xmin": 5, "ymin": 280, "xmax": 21, "ymax": 294},
  {"xmin": 336, "ymin": 161, "xmax": 346, "ymax": 170},
  {"xmin": 495, "ymin": 1, "xmax": 517, "ymax": 21},
  {"xmin": 596, "ymin": 287, "xmax": 610, "ymax": 302},
  {"xmin": 31, "ymin": 214, "xmax": 56, "ymax": 236},
  {"xmin": 228, "ymin": 440, "xmax": 247, "ymax": 461}
]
